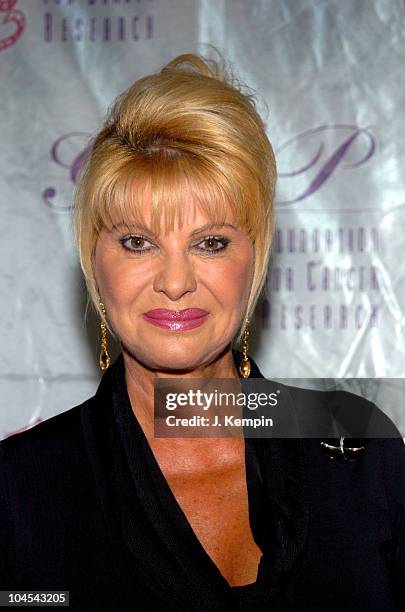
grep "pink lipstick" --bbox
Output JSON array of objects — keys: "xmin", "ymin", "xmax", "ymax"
[{"xmin": 142, "ymin": 308, "xmax": 209, "ymax": 331}]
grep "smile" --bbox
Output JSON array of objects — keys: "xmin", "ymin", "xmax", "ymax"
[{"xmin": 142, "ymin": 308, "xmax": 209, "ymax": 331}]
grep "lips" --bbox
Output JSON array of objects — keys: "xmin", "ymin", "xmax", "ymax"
[
  {"xmin": 142, "ymin": 308, "xmax": 209, "ymax": 331},
  {"xmin": 143, "ymin": 308, "xmax": 209, "ymax": 321}
]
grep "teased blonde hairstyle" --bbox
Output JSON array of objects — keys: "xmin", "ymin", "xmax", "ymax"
[{"xmin": 73, "ymin": 53, "xmax": 277, "ymax": 346}]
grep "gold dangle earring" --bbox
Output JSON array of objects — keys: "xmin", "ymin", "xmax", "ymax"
[
  {"xmin": 239, "ymin": 317, "xmax": 251, "ymax": 378},
  {"xmin": 99, "ymin": 301, "xmax": 111, "ymax": 371}
]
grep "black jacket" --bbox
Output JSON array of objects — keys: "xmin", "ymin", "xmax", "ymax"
[{"xmin": 1, "ymin": 350, "xmax": 405, "ymax": 611}]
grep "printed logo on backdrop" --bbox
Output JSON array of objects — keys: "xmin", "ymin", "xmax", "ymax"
[
  {"xmin": 43, "ymin": 124, "xmax": 380, "ymax": 333},
  {"xmin": 0, "ymin": 0, "xmax": 26, "ymax": 52},
  {"xmin": 266, "ymin": 124, "xmax": 380, "ymax": 333},
  {"xmin": 43, "ymin": 0, "xmax": 154, "ymax": 44},
  {"xmin": 43, "ymin": 124, "xmax": 377, "ymax": 211},
  {"xmin": 0, "ymin": 0, "xmax": 155, "ymax": 49},
  {"xmin": 276, "ymin": 124, "xmax": 376, "ymax": 207},
  {"xmin": 43, "ymin": 132, "xmax": 92, "ymax": 212}
]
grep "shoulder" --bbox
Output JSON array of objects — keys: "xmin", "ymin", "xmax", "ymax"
[
  {"xmin": 1, "ymin": 401, "xmax": 85, "ymax": 452},
  {"xmin": 258, "ymin": 378, "xmax": 405, "ymax": 504},
  {"xmin": 0, "ymin": 362, "xmax": 118, "ymax": 474},
  {"xmin": 0, "ymin": 397, "xmax": 104, "ymax": 583},
  {"xmin": 375, "ymin": 437, "xmax": 405, "ymax": 508},
  {"xmin": 275, "ymin": 378, "xmax": 381, "ymax": 413},
  {"xmin": 0, "ymin": 399, "xmax": 92, "ymax": 483},
  {"xmin": 268, "ymin": 379, "xmax": 402, "ymax": 438},
  {"xmin": 0, "ymin": 396, "xmax": 101, "ymax": 540}
]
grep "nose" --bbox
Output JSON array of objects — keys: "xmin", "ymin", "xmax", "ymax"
[{"xmin": 153, "ymin": 252, "xmax": 197, "ymax": 301}]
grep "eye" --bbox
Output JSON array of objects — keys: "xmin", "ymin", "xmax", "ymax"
[
  {"xmin": 120, "ymin": 235, "xmax": 155, "ymax": 255},
  {"xmin": 119, "ymin": 234, "xmax": 230, "ymax": 256},
  {"xmin": 194, "ymin": 235, "xmax": 230, "ymax": 254}
]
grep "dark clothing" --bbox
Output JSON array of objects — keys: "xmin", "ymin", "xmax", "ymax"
[{"xmin": 1, "ymin": 351, "xmax": 405, "ymax": 611}]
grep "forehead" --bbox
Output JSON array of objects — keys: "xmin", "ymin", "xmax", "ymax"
[{"xmin": 104, "ymin": 175, "xmax": 239, "ymax": 236}]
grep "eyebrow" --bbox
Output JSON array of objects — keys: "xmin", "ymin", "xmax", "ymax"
[{"xmin": 112, "ymin": 222, "xmax": 237, "ymax": 237}]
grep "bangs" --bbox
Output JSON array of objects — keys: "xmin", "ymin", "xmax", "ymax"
[{"xmin": 90, "ymin": 152, "xmax": 261, "ymax": 240}]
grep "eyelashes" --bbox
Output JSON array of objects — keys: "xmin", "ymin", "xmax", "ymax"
[{"xmin": 119, "ymin": 234, "xmax": 230, "ymax": 256}]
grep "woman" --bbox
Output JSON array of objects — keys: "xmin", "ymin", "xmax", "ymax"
[{"xmin": 1, "ymin": 53, "xmax": 404, "ymax": 611}]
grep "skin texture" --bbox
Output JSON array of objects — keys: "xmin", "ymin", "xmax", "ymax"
[{"xmin": 93, "ymin": 194, "xmax": 262, "ymax": 586}]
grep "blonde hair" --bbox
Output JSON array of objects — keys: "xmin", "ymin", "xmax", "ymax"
[{"xmin": 73, "ymin": 52, "xmax": 277, "ymax": 346}]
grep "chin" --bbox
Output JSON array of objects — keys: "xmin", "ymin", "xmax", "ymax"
[
  {"xmin": 154, "ymin": 348, "xmax": 206, "ymax": 372},
  {"xmin": 125, "ymin": 342, "xmax": 206, "ymax": 373}
]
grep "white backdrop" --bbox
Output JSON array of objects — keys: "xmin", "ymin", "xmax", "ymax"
[{"xmin": 1, "ymin": 0, "xmax": 404, "ymax": 439}]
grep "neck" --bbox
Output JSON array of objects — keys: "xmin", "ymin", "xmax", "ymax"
[
  {"xmin": 123, "ymin": 346, "xmax": 247, "ymax": 475},
  {"xmin": 123, "ymin": 345, "xmax": 241, "ymax": 443}
]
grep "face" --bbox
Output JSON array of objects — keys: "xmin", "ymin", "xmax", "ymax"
[{"xmin": 93, "ymin": 192, "xmax": 254, "ymax": 373}]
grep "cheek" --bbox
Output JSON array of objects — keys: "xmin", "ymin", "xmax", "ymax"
[
  {"xmin": 229, "ymin": 248, "xmax": 255, "ymax": 301},
  {"xmin": 94, "ymin": 239, "xmax": 144, "ymax": 307},
  {"xmin": 201, "ymin": 255, "xmax": 253, "ymax": 303},
  {"xmin": 100, "ymin": 261, "xmax": 146, "ymax": 306}
]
